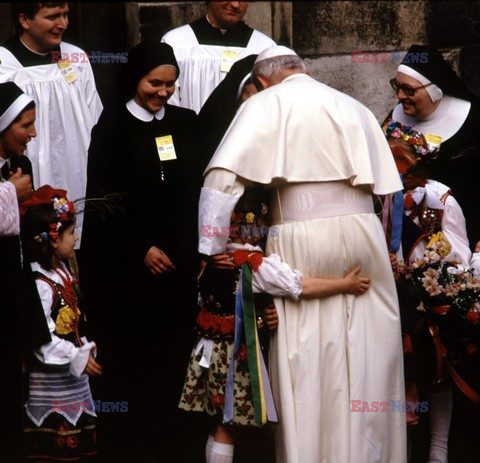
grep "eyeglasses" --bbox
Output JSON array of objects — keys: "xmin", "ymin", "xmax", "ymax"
[{"xmin": 389, "ymin": 79, "xmax": 433, "ymax": 97}]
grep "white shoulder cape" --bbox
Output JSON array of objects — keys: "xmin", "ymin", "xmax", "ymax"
[{"xmin": 206, "ymin": 73, "xmax": 402, "ymax": 195}]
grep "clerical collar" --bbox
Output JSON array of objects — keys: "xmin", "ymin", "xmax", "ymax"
[
  {"xmin": 205, "ymin": 13, "xmax": 228, "ymax": 35},
  {"xmin": 392, "ymin": 95, "xmax": 471, "ymax": 142},
  {"xmin": 19, "ymin": 37, "xmax": 50, "ymax": 57},
  {"xmin": 2, "ymin": 36, "xmax": 61, "ymax": 67},
  {"xmin": 126, "ymin": 99, "xmax": 165, "ymax": 121}
]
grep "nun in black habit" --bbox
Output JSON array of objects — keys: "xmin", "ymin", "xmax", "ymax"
[
  {"xmin": 81, "ymin": 41, "xmax": 202, "ymax": 461},
  {"xmin": 385, "ymin": 43, "xmax": 480, "ymax": 463},
  {"xmin": 386, "ymin": 44, "xmax": 480, "ymax": 248}
]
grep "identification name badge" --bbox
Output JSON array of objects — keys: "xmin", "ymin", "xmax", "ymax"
[
  {"xmin": 57, "ymin": 60, "xmax": 77, "ymax": 84},
  {"xmin": 221, "ymin": 49, "xmax": 238, "ymax": 73},
  {"xmin": 155, "ymin": 135, "xmax": 177, "ymax": 161},
  {"xmin": 425, "ymin": 133, "xmax": 442, "ymax": 153}
]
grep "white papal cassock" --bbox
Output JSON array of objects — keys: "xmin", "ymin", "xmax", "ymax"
[{"xmin": 199, "ymin": 73, "xmax": 407, "ymax": 463}]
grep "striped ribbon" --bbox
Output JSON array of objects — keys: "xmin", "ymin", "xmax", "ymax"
[
  {"xmin": 223, "ymin": 263, "xmax": 278, "ymax": 426},
  {"xmin": 390, "ymin": 188, "xmax": 404, "ymax": 252}
]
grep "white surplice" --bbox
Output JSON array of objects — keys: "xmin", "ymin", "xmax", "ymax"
[
  {"xmin": 0, "ymin": 42, "xmax": 103, "ymax": 242},
  {"xmin": 162, "ymin": 25, "xmax": 275, "ymax": 113}
]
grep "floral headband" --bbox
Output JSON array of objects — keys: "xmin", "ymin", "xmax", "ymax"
[
  {"xmin": 34, "ymin": 194, "xmax": 75, "ymax": 242},
  {"xmin": 231, "ymin": 203, "xmax": 268, "ymax": 226},
  {"xmin": 382, "ymin": 118, "xmax": 429, "ymax": 157},
  {"xmin": 19, "ymin": 185, "xmax": 75, "ymax": 243}
]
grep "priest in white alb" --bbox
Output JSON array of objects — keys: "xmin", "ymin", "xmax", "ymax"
[
  {"xmin": 162, "ymin": 1, "xmax": 275, "ymax": 113},
  {"xmin": 0, "ymin": 3, "xmax": 103, "ymax": 243},
  {"xmin": 198, "ymin": 46, "xmax": 407, "ymax": 463}
]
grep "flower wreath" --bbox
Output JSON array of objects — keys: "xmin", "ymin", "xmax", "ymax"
[
  {"xmin": 382, "ymin": 118, "xmax": 430, "ymax": 157},
  {"xmin": 230, "ymin": 203, "xmax": 268, "ymax": 226},
  {"xmin": 32, "ymin": 194, "xmax": 75, "ymax": 242}
]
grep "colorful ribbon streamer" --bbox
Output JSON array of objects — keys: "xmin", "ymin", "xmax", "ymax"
[{"xmin": 223, "ymin": 263, "xmax": 278, "ymax": 426}]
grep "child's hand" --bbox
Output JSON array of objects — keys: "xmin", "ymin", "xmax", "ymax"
[
  {"xmin": 207, "ymin": 253, "xmax": 236, "ymax": 270},
  {"xmin": 475, "ymin": 241, "xmax": 480, "ymax": 253},
  {"xmin": 263, "ymin": 304, "xmax": 279, "ymax": 331},
  {"xmin": 84, "ymin": 356, "xmax": 102, "ymax": 376},
  {"xmin": 344, "ymin": 266, "xmax": 370, "ymax": 295}
]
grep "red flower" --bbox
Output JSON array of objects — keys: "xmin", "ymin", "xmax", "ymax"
[
  {"xmin": 237, "ymin": 344, "xmax": 248, "ymax": 361},
  {"xmin": 231, "ymin": 212, "xmax": 244, "ymax": 223},
  {"xmin": 211, "ymin": 394, "xmax": 224, "ymax": 410},
  {"xmin": 466, "ymin": 310, "xmax": 480, "ymax": 325}
]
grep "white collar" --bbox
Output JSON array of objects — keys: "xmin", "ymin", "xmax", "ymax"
[
  {"xmin": 0, "ymin": 157, "xmax": 8, "ymax": 168},
  {"xmin": 205, "ymin": 13, "xmax": 228, "ymax": 34},
  {"xmin": 19, "ymin": 37, "xmax": 51, "ymax": 56},
  {"xmin": 126, "ymin": 99, "xmax": 165, "ymax": 122},
  {"xmin": 392, "ymin": 95, "xmax": 470, "ymax": 142}
]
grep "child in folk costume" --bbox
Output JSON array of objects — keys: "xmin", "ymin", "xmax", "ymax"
[
  {"xmin": 383, "ymin": 120, "xmax": 471, "ymax": 462},
  {"xmin": 179, "ymin": 188, "xmax": 370, "ymax": 463},
  {"xmin": 20, "ymin": 185, "xmax": 102, "ymax": 462}
]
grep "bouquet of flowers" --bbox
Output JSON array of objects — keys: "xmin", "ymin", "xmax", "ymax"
[{"xmin": 398, "ymin": 232, "xmax": 480, "ymax": 398}]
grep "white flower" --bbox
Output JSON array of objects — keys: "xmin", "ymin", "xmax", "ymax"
[
  {"xmin": 422, "ymin": 276, "xmax": 443, "ymax": 296},
  {"xmin": 424, "ymin": 251, "xmax": 441, "ymax": 263},
  {"xmin": 444, "ymin": 284, "xmax": 459, "ymax": 297}
]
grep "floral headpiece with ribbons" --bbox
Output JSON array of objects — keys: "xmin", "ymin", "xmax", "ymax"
[
  {"xmin": 382, "ymin": 118, "xmax": 430, "ymax": 157},
  {"xmin": 20, "ymin": 185, "xmax": 75, "ymax": 242}
]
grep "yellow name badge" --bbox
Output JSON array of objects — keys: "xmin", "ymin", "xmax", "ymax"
[
  {"xmin": 221, "ymin": 49, "xmax": 238, "ymax": 73},
  {"xmin": 425, "ymin": 133, "xmax": 443, "ymax": 153},
  {"xmin": 57, "ymin": 60, "xmax": 77, "ymax": 84},
  {"xmin": 155, "ymin": 135, "xmax": 177, "ymax": 161}
]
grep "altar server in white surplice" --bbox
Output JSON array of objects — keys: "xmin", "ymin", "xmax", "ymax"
[
  {"xmin": 162, "ymin": 1, "xmax": 275, "ymax": 113},
  {"xmin": 0, "ymin": 3, "xmax": 103, "ymax": 243},
  {"xmin": 198, "ymin": 46, "xmax": 407, "ymax": 463}
]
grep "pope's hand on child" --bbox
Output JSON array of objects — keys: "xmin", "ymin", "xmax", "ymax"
[
  {"xmin": 84, "ymin": 356, "xmax": 102, "ymax": 376},
  {"xmin": 475, "ymin": 241, "xmax": 480, "ymax": 253},
  {"xmin": 144, "ymin": 246, "xmax": 176, "ymax": 275}
]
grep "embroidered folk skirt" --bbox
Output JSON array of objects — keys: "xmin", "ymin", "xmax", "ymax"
[
  {"xmin": 24, "ymin": 412, "xmax": 97, "ymax": 461},
  {"xmin": 178, "ymin": 337, "xmax": 259, "ymax": 427}
]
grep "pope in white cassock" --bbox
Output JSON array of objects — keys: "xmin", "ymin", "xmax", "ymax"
[{"xmin": 198, "ymin": 46, "xmax": 407, "ymax": 463}]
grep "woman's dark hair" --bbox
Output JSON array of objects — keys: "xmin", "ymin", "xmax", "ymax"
[
  {"xmin": 11, "ymin": 3, "xmax": 68, "ymax": 35},
  {"xmin": 21, "ymin": 203, "xmax": 75, "ymax": 270}
]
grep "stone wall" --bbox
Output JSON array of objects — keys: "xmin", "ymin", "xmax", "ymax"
[
  {"xmin": 129, "ymin": 1, "xmax": 480, "ymax": 120},
  {"xmin": 1, "ymin": 2, "xmax": 479, "ymax": 120}
]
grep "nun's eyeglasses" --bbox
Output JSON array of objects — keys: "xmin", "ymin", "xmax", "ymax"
[{"xmin": 389, "ymin": 79, "xmax": 433, "ymax": 97}]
